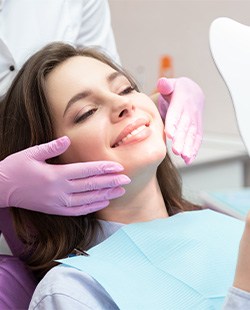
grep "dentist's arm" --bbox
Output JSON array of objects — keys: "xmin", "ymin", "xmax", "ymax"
[
  {"xmin": 156, "ymin": 77, "xmax": 204, "ymax": 165},
  {"xmin": 0, "ymin": 136, "xmax": 130, "ymax": 216}
]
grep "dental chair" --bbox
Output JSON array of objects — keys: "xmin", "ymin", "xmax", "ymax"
[
  {"xmin": 0, "ymin": 255, "xmax": 36, "ymax": 309},
  {"xmin": 1, "ymin": 16, "xmax": 250, "ymax": 309},
  {"xmin": 0, "ymin": 209, "xmax": 37, "ymax": 309}
]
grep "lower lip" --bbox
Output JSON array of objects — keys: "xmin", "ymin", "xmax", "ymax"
[{"xmin": 114, "ymin": 126, "xmax": 151, "ymax": 148}]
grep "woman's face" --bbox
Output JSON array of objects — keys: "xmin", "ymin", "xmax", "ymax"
[{"xmin": 45, "ymin": 56, "xmax": 166, "ymax": 176}]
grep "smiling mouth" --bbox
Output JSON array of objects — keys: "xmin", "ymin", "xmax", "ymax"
[{"xmin": 112, "ymin": 123, "xmax": 150, "ymax": 148}]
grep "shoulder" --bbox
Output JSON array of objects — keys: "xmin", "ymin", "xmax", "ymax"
[
  {"xmin": 29, "ymin": 265, "xmax": 118, "ymax": 310},
  {"xmin": 223, "ymin": 287, "xmax": 250, "ymax": 309}
]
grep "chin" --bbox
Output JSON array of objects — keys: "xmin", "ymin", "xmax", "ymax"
[{"xmin": 122, "ymin": 145, "xmax": 167, "ymax": 178}]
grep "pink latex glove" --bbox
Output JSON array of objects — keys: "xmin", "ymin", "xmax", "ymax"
[
  {"xmin": 0, "ymin": 136, "xmax": 130, "ymax": 216},
  {"xmin": 157, "ymin": 77, "xmax": 204, "ymax": 164}
]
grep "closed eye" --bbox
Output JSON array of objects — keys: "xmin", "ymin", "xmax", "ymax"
[
  {"xmin": 74, "ymin": 108, "xmax": 97, "ymax": 123},
  {"xmin": 119, "ymin": 86, "xmax": 135, "ymax": 95}
]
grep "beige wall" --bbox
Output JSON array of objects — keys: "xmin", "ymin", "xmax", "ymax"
[{"xmin": 109, "ymin": 0, "xmax": 250, "ymax": 137}]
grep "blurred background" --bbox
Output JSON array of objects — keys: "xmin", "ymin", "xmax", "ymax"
[{"xmin": 109, "ymin": 0, "xmax": 250, "ymax": 204}]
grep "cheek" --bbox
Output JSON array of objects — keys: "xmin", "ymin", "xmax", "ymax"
[
  {"xmin": 138, "ymin": 94, "xmax": 164, "ymax": 129},
  {"xmin": 59, "ymin": 129, "xmax": 106, "ymax": 164}
]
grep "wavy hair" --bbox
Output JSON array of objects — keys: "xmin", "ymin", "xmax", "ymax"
[{"xmin": 0, "ymin": 42, "xmax": 200, "ymax": 279}]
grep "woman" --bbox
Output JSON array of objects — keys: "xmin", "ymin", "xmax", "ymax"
[
  {"xmin": 0, "ymin": 0, "xmax": 204, "ymax": 221},
  {"xmin": 0, "ymin": 42, "xmax": 248, "ymax": 309}
]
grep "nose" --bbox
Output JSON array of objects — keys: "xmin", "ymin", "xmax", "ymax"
[{"xmin": 110, "ymin": 95, "xmax": 135, "ymax": 123}]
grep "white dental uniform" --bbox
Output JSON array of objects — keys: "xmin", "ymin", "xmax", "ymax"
[
  {"xmin": 0, "ymin": 0, "xmax": 119, "ymax": 98},
  {"xmin": 28, "ymin": 218, "xmax": 250, "ymax": 310}
]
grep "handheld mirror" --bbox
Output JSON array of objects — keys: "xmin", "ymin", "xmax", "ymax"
[{"xmin": 209, "ymin": 17, "xmax": 250, "ymax": 155}]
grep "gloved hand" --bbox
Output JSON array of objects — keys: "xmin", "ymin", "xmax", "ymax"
[
  {"xmin": 157, "ymin": 77, "xmax": 204, "ymax": 164},
  {"xmin": 0, "ymin": 136, "xmax": 130, "ymax": 216}
]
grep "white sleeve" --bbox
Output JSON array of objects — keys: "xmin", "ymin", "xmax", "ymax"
[
  {"xmin": 75, "ymin": 0, "xmax": 120, "ymax": 64},
  {"xmin": 31, "ymin": 294, "xmax": 95, "ymax": 310},
  {"xmin": 29, "ymin": 266, "xmax": 119, "ymax": 310},
  {"xmin": 223, "ymin": 287, "xmax": 250, "ymax": 309}
]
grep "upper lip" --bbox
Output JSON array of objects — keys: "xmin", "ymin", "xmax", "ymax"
[{"xmin": 111, "ymin": 118, "xmax": 150, "ymax": 148}]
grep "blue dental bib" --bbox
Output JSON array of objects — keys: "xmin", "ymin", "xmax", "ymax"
[{"xmin": 59, "ymin": 210, "xmax": 244, "ymax": 309}]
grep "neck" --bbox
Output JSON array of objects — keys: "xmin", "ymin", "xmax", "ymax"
[{"xmin": 95, "ymin": 172, "xmax": 168, "ymax": 224}]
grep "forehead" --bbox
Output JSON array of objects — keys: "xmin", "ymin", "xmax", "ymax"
[
  {"xmin": 44, "ymin": 55, "xmax": 121, "ymax": 114},
  {"xmin": 45, "ymin": 56, "xmax": 119, "ymax": 96},
  {"xmin": 49, "ymin": 55, "xmax": 115, "ymax": 81}
]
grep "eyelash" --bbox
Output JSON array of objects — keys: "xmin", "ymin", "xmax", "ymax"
[
  {"xmin": 74, "ymin": 108, "xmax": 97, "ymax": 123},
  {"xmin": 74, "ymin": 86, "xmax": 135, "ymax": 124},
  {"xmin": 120, "ymin": 86, "xmax": 135, "ymax": 95}
]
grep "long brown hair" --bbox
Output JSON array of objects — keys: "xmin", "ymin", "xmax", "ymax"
[{"xmin": 0, "ymin": 42, "xmax": 199, "ymax": 279}]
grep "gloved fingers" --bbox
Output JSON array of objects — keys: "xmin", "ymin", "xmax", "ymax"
[
  {"xmin": 164, "ymin": 77, "xmax": 204, "ymax": 153},
  {"xmin": 164, "ymin": 96, "xmax": 183, "ymax": 139},
  {"xmin": 171, "ymin": 114, "xmax": 190, "ymax": 155},
  {"xmin": 68, "ymin": 186, "xmax": 126, "ymax": 208},
  {"xmin": 180, "ymin": 124, "xmax": 197, "ymax": 163},
  {"xmin": 157, "ymin": 78, "xmax": 173, "ymax": 121},
  {"xmin": 28, "ymin": 136, "xmax": 71, "ymax": 161},
  {"xmin": 157, "ymin": 77, "xmax": 174, "ymax": 95},
  {"xmin": 56, "ymin": 201, "xmax": 110, "ymax": 216},
  {"xmin": 60, "ymin": 161, "xmax": 125, "ymax": 180},
  {"xmin": 69, "ymin": 174, "xmax": 131, "ymax": 192},
  {"xmin": 184, "ymin": 132, "xmax": 203, "ymax": 165},
  {"xmin": 158, "ymin": 94, "xmax": 170, "ymax": 120},
  {"xmin": 183, "ymin": 114, "xmax": 203, "ymax": 164}
]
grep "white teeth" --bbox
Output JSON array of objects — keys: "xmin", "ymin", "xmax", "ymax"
[
  {"xmin": 130, "ymin": 125, "xmax": 146, "ymax": 135},
  {"xmin": 114, "ymin": 125, "xmax": 147, "ymax": 147}
]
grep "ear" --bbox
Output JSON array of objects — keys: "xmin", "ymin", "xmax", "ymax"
[{"xmin": 209, "ymin": 17, "xmax": 250, "ymax": 155}]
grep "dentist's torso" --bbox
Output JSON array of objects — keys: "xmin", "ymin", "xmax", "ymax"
[{"xmin": 0, "ymin": 0, "xmax": 119, "ymax": 97}]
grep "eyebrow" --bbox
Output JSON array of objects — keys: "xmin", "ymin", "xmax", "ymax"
[{"xmin": 63, "ymin": 71, "xmax": 124, "ymax": 117}]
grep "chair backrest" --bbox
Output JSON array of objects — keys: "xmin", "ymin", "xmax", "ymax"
[
  {"xmin": 0, "ymin": 255, "xmax": 37, "ymax": 309},
  {"xmin": 0, "ymin": 209, "xmax": 37, "ymax": 308},
  {"xmin": 0, "ymin": 209, "xmax": 24, "ymax": 257}
]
